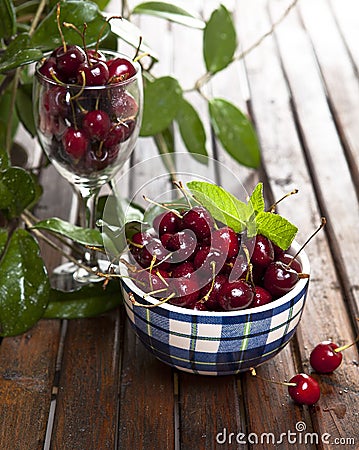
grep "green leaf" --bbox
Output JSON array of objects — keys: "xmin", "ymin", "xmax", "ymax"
[
  {"xmin": 176, "ymin": 98, "xmax": 208, "ymax": 161},
  {"xmin": 209, "ymin": 98, "xmax": 261, "ymax": 168},
  {"xmin": 0, "ymin": 229, "xmax": 8, "ymax": 256},
  {"xmin": 0, "ymin": 167, "xmax": 36, "ymax": 218},
  {"xmin": 0, "ymin": 86, "xmax": 19, "ymax": 153},
  {"xmin": 254, "ymin": 211, "xmax": 298, "ymax": 250},
  {"xmin": 0, "ymin": 229, "xmax": 50, "ymax": 336},
  {"xmin": 16, "ymin": 81, "xmax": 36, "ymax": 137},
  {"xmin": 187, "ymin": 180, "xmax": 249, "ymax": 232},
  {"xmin": 248, "ymin": 182, "xmax": 265, "ymax": 214},
  {"xmin": 132, "ymin": 2, "xmax": 205, "ymax": 29},
  {"xmin": 0, "ymin": 146, "xmax": 9, "ymax": 170},
  {"xmin": 44, "ymin": 280, "xmax": 121, "ymax": 319},
  {"xmin": 31, "ymin": 1, "xmax": 110, "ymax": 51},
  {"xmin": 0, "ymin": 0, "xmax": 16, "ymax": 40},
  {"xmin": 32, "ymin": 217, "xmax": 103, "ymax": 247},
  {"xmin": 203, "ymin": 5, "xmax": 236, "ymax": 74},
  {"xmin": 140, "ymin": 77, "xmax": 182, "ymax": 136},
  {"xmin": 0, "ymin": 34, "xmax": 43, "ymax": 72}
]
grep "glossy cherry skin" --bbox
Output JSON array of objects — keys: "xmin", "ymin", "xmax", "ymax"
[
  {"xmin": 309, "ymin": 341, "xmax": 343, "ymax": 373},
  {"xmin": 211, "ymin": 226, "xmax": 239, "ymax": 260},
  {"xmin": 153, "ymin": 210, "xmax": 181, "ymax": 236},
  {"xmin": 217, "ymin": 280, "xmax": 254, "ymax": 311},
  {"xmin": 56, "ymin": 45, "xmax": 86, "ymax": 80},
  {"xmin": 251, "ymin": 234, "xmax": 274, "ymax": 268},
  {"xmin": 77, "ymin": 61, "xmax": 109, "ymax": 86},
  {"xmin": 166, "ymin": 230, "xmax": 197, "ymax": 263},
  {"xmin": 107, "ymin": 57, "xmax": 136, "ymax": 81},
  {"xmin": 182, "ymin": 206, "xmax": 215, "ymax": 241},
  {"xmin": 170, "ymin": 278, "xmax": 200, "ymax": 307},
  {"xmin": 288, "ymin": 373, "xmax": 320, "ymax": 405},
  {"xmin": 277, "ymin": 253, "xmax": 302, "ymax": 273},
  {"xmin": 252, "ymin": 286, "xmax": 273, "ymax": 308},
  {"xmin": 200, "ymin": 274, "xmax": 228, "ymax": 310},
  {"xmin": 263, "ymin": 261, "xmax": 298, "ymax": 297},
  {"xmin": 82, "ymin": 110, "xmax": 111, "ymax": 141},
  {"xmin": 132, "ymin": 269, "xmax": 168, "ymax": 297},
  {"xmin": 62, "ymin": 128, "xmax": 88, "ymax": 158}
]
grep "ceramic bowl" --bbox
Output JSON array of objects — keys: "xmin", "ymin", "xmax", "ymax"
[{"xmin": 120, "ymin": 241, "xmax": 310, "ymax": 375}]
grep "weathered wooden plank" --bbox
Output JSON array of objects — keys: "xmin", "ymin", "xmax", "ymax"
[
  {"xmin": 118, "ymin": 316, "xmax": 176, "ymax": 449},
  {"xmin": 50, "ymin": 312, "xmax": 120, "ymax": 450},
  {"xmin": 236, "ymin": 0, "xmax": 359, "ymax": 447},
  {"xmin": 0, "ymin": 320, "xmax": 60, "ymax": 450}
]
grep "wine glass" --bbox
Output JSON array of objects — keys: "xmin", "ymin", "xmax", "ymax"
[{"xmin": 33, "ymin": 50, "xmax": 143, "ymax": 289}]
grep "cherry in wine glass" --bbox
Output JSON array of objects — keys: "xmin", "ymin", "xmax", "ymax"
[{"xmin": 33, "ymin": 50, "xmax": 143, "ymax": 288}]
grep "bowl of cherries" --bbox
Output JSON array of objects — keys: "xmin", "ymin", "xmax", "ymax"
[{"xmin": 119, "ymin": 181, "xmax": 314, "ymax": 375}]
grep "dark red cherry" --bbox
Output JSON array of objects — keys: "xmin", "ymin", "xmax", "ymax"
[
  {"xmin": 217, "ymin": 280, "xmax": 254, "ymax": 311},
  {"xmin": 131, "ymin": 231, "xmax": 153, "ymax": 247},
  {"xmin": 86, "ymin": 49, "xmax": 106, "ymax": 62},
  {"xmin": 252, "ymin": 286, "xmax": 273, "ymax": 308},
  {"xmin": 170, "ymin": 278, "xmax": 200, "ymax": 308},
  {"xmin": 38, "ymin": 56, "xmax": 63, "ymax": 81},
  {"xmin": 211, "ymin": 226, "xmax": 239, "ymax": 260},
  {"xmin": 200, "ymin": 274, "xmax": 228, "ymax": 310},
  {"xmin": 78, "ymin": 61, "xmax": 109, "ymax": 86},
  {"xmin": 62, "ymin": 128, "xmax": 88, "ymax": 158},
  {"xmin": 166, "ymin": 230, "xmax": 197, "ymax": 263},
  {"xmin": 277, "ymin": 253, "xmax": 302, "ymax": 273},
  {"xmin": 107, "ymin": 57, "xmax": 136, "ymax": 82},
  {"xmin": 251, "ymin": 234, "xmax": 274, "ymax": 268},
  {"xmin": 103, "ymin": 120, "xmax": 136, "ymax": 147},
  {"xmin": 110, "ymin": 91, "xmax": 139, "ymax": 118},
  {"xmin": 56, "ymin": 45, "xmax": 86, "ymax": 79},
  {"xmin": 133, "ymin": 270, "xmax": 168, "ymax": 297},
  {"xmin": 263, "ymin": 261, "xmax": 299, "ymax": 297},
  {"xmin": 153, "ymin": 210, "xmax": 181, "ymax": 236},
  {"xmin": 288, "ymin": 373, "xmax": 320, "ymax": 405},
  {"xmin": 309, "ymin": 341, "xmax": 343, "ymax": 373},
  {"xmin": 182, "ymin": 206, "xmax": 215, "ymax": 241},
  {"xmin": 82, "ymin": 110, "xmax": 111, "ymax": 141},
  {"xmin": 171, "ymin": 261, "xmax": 196, "ymax": 279}
]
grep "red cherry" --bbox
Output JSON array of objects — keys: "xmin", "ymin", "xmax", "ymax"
[
  {"xmin": 211, "ymin": 226, "xmax": 239, "ymax": 260},
  {"xmin": 170, "ymin": 278, "xmax": 200, "ymax": 308},
  {"xmin": 288, "ymin": 373, "xmax": 320, "ymax": 405},
  {"xmin": 251, "ymin": 234, "xmax": 274, "ymax": 268},
  {"xmin": 56, "ymin": 45, "xmax": 86, "ymax": 79},
  {"xmin": 252, "ymin": 286, "xmax": 273, "ymax": 308},
  {"xmin": 277, "ymin": 253, "xmax": 302, "ymax": 273},
  {"xmin": 78, "ymin": 61, "xmax": 109, "ymax": 86},
  {"xmin": 182, "ymin": 206, "xmax": 215, "ymax": 241},
  {"xmin": 263, "ymin": 261, "xmax": 299, "ymax": 297},
  {"xmin": 217, "ymin": 280, "xmax": 254, "ymax": 311},
  {"xmin": 82, "ymin": 110, "xmax": 111, "ymax": 141},
  {"xmin": 62, "ymin": 128, "xmax": 88, "ymax": 158},
  {"xmin": 107, "ymin": 57, "xmax": 136, "ymax": 82},
  {"xmin": 153, "ymin": 210, "xmax": 181, "ymax": 236},
  {"xmin": 309, "ymin": 341, "xmax": 343, "ymax": 373}
]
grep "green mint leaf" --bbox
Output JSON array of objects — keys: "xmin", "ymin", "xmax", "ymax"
[
  {"xmin": 254, "ymin": 211, "xmax": 298, "ymax": 250},
  {"xmin": 248, "ymin": 182, "xmax": 265, "ymax": 214},
  {"xmin": 187, "ymin": 181, "xmax": 250, "ymax": 232}
]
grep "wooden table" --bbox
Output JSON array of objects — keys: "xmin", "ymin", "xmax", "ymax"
[{"xmin": 1, "ymin": 0, "xmax": 358, "ymax": 448}]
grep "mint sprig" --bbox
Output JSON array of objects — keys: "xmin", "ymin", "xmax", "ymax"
[{"xmin": 186, "ymin": 180, "xmax": 298, "ymax": 250}]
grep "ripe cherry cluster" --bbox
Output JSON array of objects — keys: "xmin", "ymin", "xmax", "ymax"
[
  {"xmin": 37, "ymin": 44, "xmax": 138, "ymax": 174},
  {"xmin": 128, "ymin": 205, "xmax": 306, "ymax": 311}
]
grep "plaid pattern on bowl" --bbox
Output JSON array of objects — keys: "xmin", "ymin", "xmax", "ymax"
[{"xmin": 121, "ymin": 270, "xmax": 309, "ymax": 375}]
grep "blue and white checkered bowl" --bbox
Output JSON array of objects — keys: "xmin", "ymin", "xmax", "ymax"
[{"xmin": 120, "ymin": 241, "xmax": 310, "ymax": 375}]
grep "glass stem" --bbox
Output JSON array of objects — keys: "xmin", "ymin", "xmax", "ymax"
[{"xmin": 78, "ymin": 186, "xmax": 100, "ymax": 268}]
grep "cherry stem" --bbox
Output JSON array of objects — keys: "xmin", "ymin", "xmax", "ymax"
[
  {"xmin": 133, "ymin": 35, "xmax": 143, "ymax": 61},
  {"xmin": 334, "ymin": 335, "xmax": 359, "ymax": 353},
  {"xmin": 287, "ymin": 217, "xmax": 326, "ymax": 268},
  {"xmin": 142, "ymin": 195, "xmax": 183, "ymax": 219},
  {"xmin": 56, "ymin": 3, "xmax": 66, "ymax": 53},
  {"xmin": 250, "ymin": 367, "xmax": 297, "ymax": 387},
  {"xmin": 268, "ymin": 188, "xmax": 299, "ymax": 213},
  {"xmin": 242, "ymin": 244, "xmax": 254, "ymax": 286},
  {"xmin": 96, "ymin": 16, "xmax": 122, "ymax": 53},
  {"xmin": 173, "ymin": 180, "xmax": 193, "ymax": 209},
  {"xmin": 202, "ymin": 261, "xmax": 217, "ymax": 302},
  {"xmin": 129, "ymin": 291, "xmax": 175, "ymax": 308}
]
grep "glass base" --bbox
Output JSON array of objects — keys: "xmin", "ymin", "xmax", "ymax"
[{"xmin": 51, "ymin": 260, "xmax": 110, "ymax": 291}]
